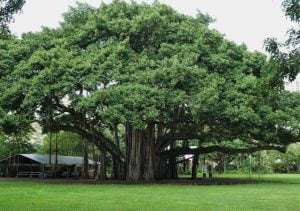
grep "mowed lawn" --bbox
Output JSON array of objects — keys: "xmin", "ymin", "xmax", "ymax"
[{"xmin": 0, "ymin": 174, "xmax": 300, "ymax": 211}]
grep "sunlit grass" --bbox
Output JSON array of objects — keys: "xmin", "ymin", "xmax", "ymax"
[{"xmin": 0, "ymin": 174, "xmax": 300, "ymax": 210}]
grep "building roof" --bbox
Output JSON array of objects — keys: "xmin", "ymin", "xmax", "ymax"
[{"xmin": 1, "ymin": 154, "xmax": 95, "ymax": 165}]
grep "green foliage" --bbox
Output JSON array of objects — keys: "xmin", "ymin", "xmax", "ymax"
[
  {"xmin": 37, "ymin": 131, "xmax": 87, "ymax": 157},
  {"xmin": 0, "ymin": 0, "xmax": 299, "ymax": 160},
  {"xmin": 265, "ymin": 0, "xmax": 300, "ymax": 82},
  {"xmin": 0, "ymin": 132, "xmax": 35, "ymax": 159},
  {"xmin": 282, "ymin": 0, "xmax": 300, "ymax": 22},
  {"xmin": 0, "ymin": 0, "xmax": 25, "ymax": 38}
]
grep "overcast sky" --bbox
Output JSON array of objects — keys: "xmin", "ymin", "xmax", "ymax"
[
  {"xmin": 10, "ymin": 0, "xmax": 294, "ymax": 52},
  {"xmin": 9, "ymin": 0, "xmax": 299, "ymax": 90}
]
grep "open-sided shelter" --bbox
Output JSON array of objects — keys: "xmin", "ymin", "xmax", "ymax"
[{"xmin": 0, "ymin": 154, "xmax": 95, "ymax": 178}]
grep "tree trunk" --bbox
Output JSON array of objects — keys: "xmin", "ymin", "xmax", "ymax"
[
  {"xmin": 112, "ymin": 124, "xmax": 120, "ymax": 180},
  {"xmin": 126, "ymin": 122, "xmax": 156, "ymax": 181},
  {"xmin": 154, "ymin": 156, "xmax": 167, "ymax": 180},
  {"xmin": 166, "ymin": 142, "xmax": 178, "ymax": 179},
  {"xmin": 96, "ymin": 151, "xmax": 107, "ymax": 180},
  {"xmin": 143, "ymin": 123, "xmax": 155, "ymax": 180},
  {"xmin": 126, "ymin": 123, "xmax": 143, "ymax": 181},
  {"xmin": 220, "ymin": 154, "xmax": 227, "ymax": 174},
  {"xmin": 82, "ymin": 139, "xmax": 89, "ymax": 179},
  {"xmin": 192, "ymin": 154, "xmax": 199, "ymax": 179},
  {"xmin": 182, "ymin": 141, "xmax": 189, "ymax": 173},
  {"xmin": 92, "ymin": 145, "xmax": 98, "ymax": 178},
  {"xmin": 297, "ymin": 161, "xmax": 300, "ymax": 173}
]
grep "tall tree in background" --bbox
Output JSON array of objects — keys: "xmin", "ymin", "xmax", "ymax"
[
  {"xmin": 265, "ymin": 0, "xmax": 300, "ymax": 84},
  {"xmin": 0, "ymin": 0, "xmax": 25, "ymax": 38},
  {"xmin": 39, "ymin": 131, "xmax": 85, "ymax": 157}
]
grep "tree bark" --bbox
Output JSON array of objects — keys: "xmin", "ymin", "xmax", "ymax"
[
  {"xmin": 182, "ymin": 141, "xmax": 188, "ymax": 173},
  {"xmin": 92, "ymin": 145, "xmax": 98, "ymax": 178},
  {"xmin": 223, "ymin": 154, "xmax": 226, "ymax": 173},
  {"xmin": 143, "ymin": 123, "xmax": 155, "ymax": 180},
  {"xmin": 82, "ymin": 139, "xmax": 89, "ymax": 179},
  {"xmin": 166, "ymin": 142, "xmax": 178, "ymax": 179},
  {"xmin": 192, "ymin": 154, "xmax": 199, "ymax": 180},
  {"xmin": 112, "ymin": 124, "xmax": 120, "ymax": 180},
  {"xmin": 96, "ymin": 151, "xmax": 107, "ymax": 181},
  {"xmin": 126, "ymin": 122, "xmax": 156, "ymax": 181},
  {"xmin": 126, "ymin": 123, "xmax": 143, "ymax": 181}
]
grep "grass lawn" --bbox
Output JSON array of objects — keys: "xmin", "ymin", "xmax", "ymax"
[{"xmin": 0, "ymin": 174, "xmax": 300, "ymax": 211}]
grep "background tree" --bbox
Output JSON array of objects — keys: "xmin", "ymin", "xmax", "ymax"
[
  {"xmin": 0, "ymin": 0, "xmax": 25, "ymax": 38},
  {"xmin": 265, "ymin": 0, "xmax": 299, "ymax": 83},
  {"xmin": 37, "ymin": 131, "xmax": 86, "ymax": 157}
]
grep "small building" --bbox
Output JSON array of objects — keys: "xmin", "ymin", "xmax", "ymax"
[{"xmin": 0, "ymin": 154, "xmax": 95, "ymax": 178}]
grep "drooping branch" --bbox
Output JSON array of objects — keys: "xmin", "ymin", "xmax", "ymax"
[
  {"xmin": 50, "ymin": 121, "xmax": 125, "ymax": 163},
  {"xmin": 160, "ymin": 145, "xmax": 287, "ymax": 159},
  {"xmin": 175, "ymin": 155, "xmax": 194, "ymax": 165}
]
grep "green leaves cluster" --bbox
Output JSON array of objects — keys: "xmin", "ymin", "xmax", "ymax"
[
  {"xmin": 0, "ymin": 0, "xmax": 299, "ymax": 154},
  {"xmin": 0, "ymin": 0, "xmax": 25, "ymax": 38}
]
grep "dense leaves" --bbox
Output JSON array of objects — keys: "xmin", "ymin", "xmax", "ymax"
[
  {"xmin": 0, "ymin": 0, "xmax": 299, "ymax": 180},
  {"xmin": 265, "ymin": 0, "xmax": 300, "ymax": 82}
]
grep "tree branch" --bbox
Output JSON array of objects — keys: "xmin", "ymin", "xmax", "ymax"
[
  {"xmin": 50, "ymin": 122, "xmax": 125, "ymax": 163},
  {"xmin": 160, "ymin": 145, "xmax": 287, "ymax": 159}
]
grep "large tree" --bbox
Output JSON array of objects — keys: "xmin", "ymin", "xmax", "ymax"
[{"xmin": 0, "ymin": 0, "xmax": 299, "ymax": 181}]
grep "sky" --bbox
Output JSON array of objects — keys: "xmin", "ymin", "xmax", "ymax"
[{"xmin": 9, "ymin": 0, "xmax": 299, "ymax": 90}]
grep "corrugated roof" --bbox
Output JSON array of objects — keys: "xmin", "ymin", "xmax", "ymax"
[{"xmin": 19, "ymin": 154, "xmax": 95, "ymax": 165}]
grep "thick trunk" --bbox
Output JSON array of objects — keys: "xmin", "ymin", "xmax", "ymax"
[
  {"xmin": 126, "ymin": 122, "xmax": 156, "ymax": 181},
  {"xmin": 126, "ymin": 124, "xmax": 143, "ymax": 181},
  {"xmin": 143, "ymin": 123, "xmax": 155, "ymax": 180},
  {"xmin": 192, "ymin": 154, "xmax": 199, "ymax": 180}
]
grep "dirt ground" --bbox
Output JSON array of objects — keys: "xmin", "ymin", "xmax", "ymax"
[{"xmin": 0, "ymin": 177, "xmax": 259, "ymax": 185}]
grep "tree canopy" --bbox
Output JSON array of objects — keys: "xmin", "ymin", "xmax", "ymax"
[
  {"xmin": 0, "ymin": 0, "xmax": 25, "ymax": 38},
  {"xmin": 0, "ymin": 0, "xmax": 299, "ymax": 180}
]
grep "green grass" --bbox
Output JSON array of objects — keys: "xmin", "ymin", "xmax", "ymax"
[{"xmin": 0, "ymin": 174, "xmax": 300, "ymax": 211}]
